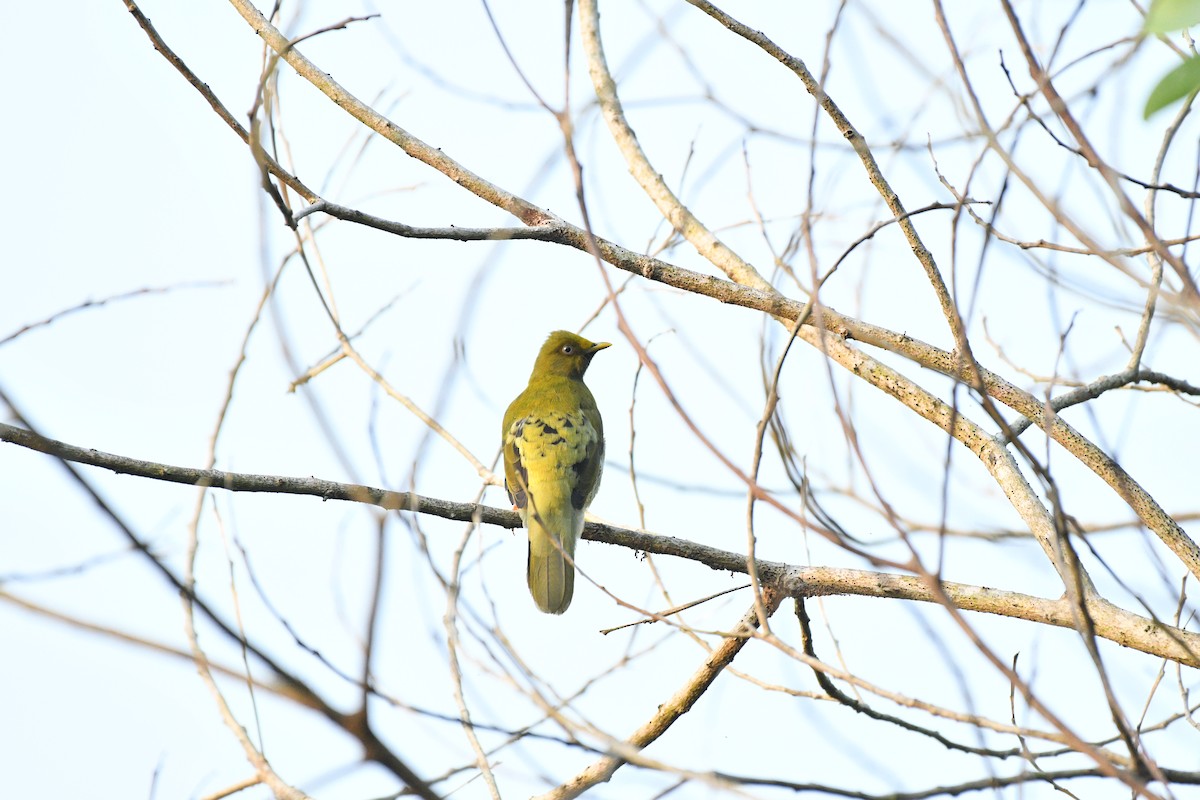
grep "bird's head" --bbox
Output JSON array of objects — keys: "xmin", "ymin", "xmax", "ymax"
[{"xmin": 531, "ymin": 330, "xmax": 611, "ymax": 379}]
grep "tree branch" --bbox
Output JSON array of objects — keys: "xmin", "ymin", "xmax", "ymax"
[
  {"xmin": 534, "ymin": 591, "xmax": 783, "ymax": 800},
  {"xmin": 128, "ymin": 0, "xmax": 1195, "ymax": 588},
  {"xmin": 4, "ymin": 421, "xmax": 1197, "ymax": 667}
]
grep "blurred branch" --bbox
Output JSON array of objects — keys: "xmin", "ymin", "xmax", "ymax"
[
  {"xmin": 835, "ymin": 316, "xmax": 1200, "ymax": 582},
  {"xmin": 999, "ymin": 0, "xmax": 1200, "ymax": 302},
  {"xmin": 125, "ymin": 0, "xmax": 1195, "ymax": 586},
  {"xmin": 0, "ymin": 589, "xmax": 315, "ymax": 706},
  {"xmin": 713, "ymin": 765, "xmax": 1200, "ymax": 799},
  {"xmin": 122, "ymin": 0, "xmax": 317, "ymax": 202},
  {"xmin": 534, "ymin": 591, "xmax": 783, "ymax": 800},
  {"xmin": 224, "ymin": 0, "xmax": 552, "ymax": 227},
  {"xmin": 0, "ymin": 281, "xmax": 228, "ymax": 347},
  {"xmin": 183, "ymin": 577, "xmax": 315, "ymax": 800},
  {"xmin": 0, "ymin": 411, "xmax": 439, "ymax": 800},
  {"xmin": 680, "ymin": 0, "xmax": 973, "ymax": 359},
  {"xmin": 578, "ymin": 0, "xmax": 772, "ymax": 293}
]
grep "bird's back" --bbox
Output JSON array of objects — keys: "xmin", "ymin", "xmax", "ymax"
[{"xmin": 503, "ymin": 376, "xmax": 604, "ymax": 613}]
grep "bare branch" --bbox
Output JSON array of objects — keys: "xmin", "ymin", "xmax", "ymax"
[
  {"xmin": 4, "ymin": 421, "xmax": 1197, "ymax": 667},
  {"xmin": 534, "ymin": 591, "xmax": 782, "ymax": 799}
]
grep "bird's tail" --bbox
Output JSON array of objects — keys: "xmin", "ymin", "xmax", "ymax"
[{"xmin": 526, "ymin": 501, "xmax": 583, "ymax": 614}]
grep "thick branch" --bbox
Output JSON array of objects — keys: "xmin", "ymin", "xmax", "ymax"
[{"xmin": 4, "ymin": 422, "xmax": 1197, "ymax": 667}]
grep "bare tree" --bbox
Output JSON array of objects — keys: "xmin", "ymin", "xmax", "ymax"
[{"xmin": 3, "ymin": 1, "xmax": 1199, "ymax": 798}]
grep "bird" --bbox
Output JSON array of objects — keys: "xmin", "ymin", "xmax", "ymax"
[{"xmin": 502, "ymin": 330, "xmax": 609, "ymax": 614}]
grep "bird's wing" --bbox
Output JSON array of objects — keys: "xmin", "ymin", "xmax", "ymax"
[
  {"xmin": 503, "ymin": 415, "xmax": 531, "ymax": 512},
  {"xmin": 570, "ymin": 412, "xmax": 603, "ymax": 512}
]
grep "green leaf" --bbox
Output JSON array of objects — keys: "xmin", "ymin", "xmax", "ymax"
[
  {"xmin": 1145, "ymin": 55, "xmax": 1200, "ymax": 117},
  {"xmin": 1144, "ymin": 0, "xmax": 1200, "ymax": 33}
]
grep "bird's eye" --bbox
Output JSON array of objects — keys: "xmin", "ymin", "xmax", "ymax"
[{"xmin": 561, "ymin": 345, "xmax": 575, "ymax": 354}]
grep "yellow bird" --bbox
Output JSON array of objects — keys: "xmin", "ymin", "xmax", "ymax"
[{"xmin": 502, "ymin": 331, "xmax": 609, "ymax": 614}]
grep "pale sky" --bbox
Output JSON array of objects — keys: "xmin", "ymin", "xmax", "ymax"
[{"xmin": 2, "ymin": 2, "xmax": 1197, "ymax": 799}]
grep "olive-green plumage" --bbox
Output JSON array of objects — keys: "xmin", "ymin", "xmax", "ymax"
[{"xmin": 502, "ymin": 331, "xmax": 609, "ymax": 614}]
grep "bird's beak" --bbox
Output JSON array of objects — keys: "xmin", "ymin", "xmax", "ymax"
[{"xmin": 589, "ymin": 342, "xmax": 612, "ymax": 353}]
